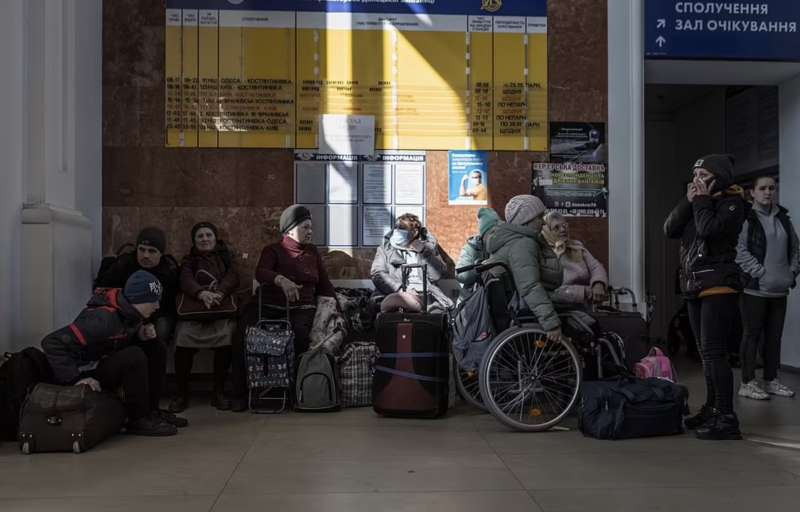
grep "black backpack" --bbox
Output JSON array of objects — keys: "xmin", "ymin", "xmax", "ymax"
[{"xmin": 0, "ymin": 348, "xmax": 54, "ymax": 441}]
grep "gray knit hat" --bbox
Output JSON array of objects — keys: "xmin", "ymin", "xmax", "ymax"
[{"xmin": 505, "ymin": 195, "xmax": 547, "ymax": 226}]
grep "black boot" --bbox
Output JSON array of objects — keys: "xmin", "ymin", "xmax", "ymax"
[
  {"xmin": 695, "ymin": 411, "xmax": 742, "ymax": 440},
  {"xmin": 230, "ymin": 397, "xmax": 248, "ymax": 413},
  {"xmin": 684, "ymin": 404, "xmax": 714, "ymax": 430},
  {"xmin": 126, "ymin": 414, "xmax": 178, "ymax": 437},
  {"xmin": 211, "ymin": 391, "xmax": 231, "ymax": 411},
  {"xmin": 168, "ymin": 395, "xmax": 189, "ymax": 413}
]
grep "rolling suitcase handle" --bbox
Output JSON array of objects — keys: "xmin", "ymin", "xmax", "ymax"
[{"xmin": 400, "ymin": 263, "xmax": 428, "ymax": 311}]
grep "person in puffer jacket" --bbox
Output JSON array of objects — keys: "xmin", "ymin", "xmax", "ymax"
[
  {"xmin": 455, "ymin": 208, "xmax": 501, "ymax": 299},
  {"xmin": 663, "ymin": 154, "xmax": 746, "ymax": 441},
  {"xmin": 485, "ymin": 195, "xmax": 563, "ymax": 341},
  {"xmin": 41, "ymin": 271, "xmax": 184, "ymax": 436},
  {"xmin": 735, "ymin": 175, "xmax": 800, "ymax": 401}
]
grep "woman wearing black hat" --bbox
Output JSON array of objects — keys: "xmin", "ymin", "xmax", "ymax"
[
  {"xmin": 230, "ymin": 205, "xmax": 341, "ymax": 411},
  {"xmin": 664, "ymin": 154, "xmax": 747, "ymax": 440},
  {"xmin": 170, "ymin": 222, "xmax": 241, "ymax": 412}
]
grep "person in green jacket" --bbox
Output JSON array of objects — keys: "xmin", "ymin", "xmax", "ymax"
[
  {"xmin": 485, "ymin": 195, "xmax": 563, "ymax": 341},
  {"xmin": 455, "ymin": 208, "xmax": 501, "ymax": 299}
]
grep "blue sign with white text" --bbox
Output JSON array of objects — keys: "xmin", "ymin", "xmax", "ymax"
[
  {"xmin": 166, "ymin": 0, "xmax": 547, "ymax": 17},
  {"xmin": 645, "ymin": 1, "xmax": 800, "ymax": 62}
]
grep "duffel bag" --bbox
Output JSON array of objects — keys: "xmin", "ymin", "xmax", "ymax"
[
  {"xmin": 18, "ymin": 383, "xmax": 125, "ymax": 454},
  {"xmin": 578, "ymin": 376, "xmax": 688, "ymax": 440}
]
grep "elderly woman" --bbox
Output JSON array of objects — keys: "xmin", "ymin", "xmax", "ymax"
[
  {"xmin": 170, "ymin": 222, "xmax": 240, "ymax": 413},
  {"xmin": 230, "ymin": 205, "xmax": 343, "ymax": 411},
  {"xmin": 541, "ymin": 212, "xmax": 608, "ymax": 306},
  {"xmin": 371, "ymin": 213, "xmax": 453, "ymax": 313}
]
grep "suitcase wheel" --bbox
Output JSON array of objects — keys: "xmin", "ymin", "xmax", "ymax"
[
  {"xmin": 21, "ymin": 441, "xmax": 31, "ymax": 455},
  {"xmin": 72, "ymin": 440, "xmax": 82, "ymax": 454}
]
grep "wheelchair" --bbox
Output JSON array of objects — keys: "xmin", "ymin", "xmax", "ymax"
[{"xmin": 453, "ymin": 261, "xmax": 626, "ymax": 432}]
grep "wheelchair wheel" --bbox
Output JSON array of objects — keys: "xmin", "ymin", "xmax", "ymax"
[
  {"xmin": 479, "ymin": 327, "xmax": 581, "ymax": 432},
  {"xmin": 453, "ymin": 355, "xmax": 486, "ymax": 411}
]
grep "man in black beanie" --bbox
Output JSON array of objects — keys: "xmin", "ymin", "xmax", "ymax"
[
  {"xmin": 41, "ymin": 271, "xmax": 185, "ymax": 436},
  {"xmin": 95, "ymin": 227, "xmax": 179, "ymax": 340}
]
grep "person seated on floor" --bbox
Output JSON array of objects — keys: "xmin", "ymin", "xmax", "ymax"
[
  {"xmin": 41, "ymin": 270, "xmax": 183, "ymax": 436},
  {"xmin": 541, "ymin": 212, "xmax": 608, "ymax": 307},
  {"xmin": 229, "ymin": 205, "xmax": 345, "ymax": 412},
  {"xmin": 455, "ymin": 208, "xmax": 501, "ymax": 300},
  {"xmin": 170, "ymin": 222, "xmax": 240, "ymax": 413},
  {"xmin": 484, "ymin": 195, "xmax": 563, "ymax": 340},
  {"xmin": 94, "ymin": 227, "xmax": 179, "ymax": 412},
  {"xmin": 371, "ymin": 213, "xmax": 454, "ymax": 313}
]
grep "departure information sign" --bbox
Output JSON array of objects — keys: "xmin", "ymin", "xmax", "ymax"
[{"xmin": 165, "ymin": 0, "xmax": 549, "ymax": 151}]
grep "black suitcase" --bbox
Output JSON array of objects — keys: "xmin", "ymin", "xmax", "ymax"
[
  {"xmin": 593, "ymin": 308, "xmax": 650, "ymax": 371},
  {"xmin": 372, "ymin": 264, "xmax": 449, "ymax": 418},
  {"xmin": 18, "ymin": 383, "xmax": 125, "ymax": 454}
]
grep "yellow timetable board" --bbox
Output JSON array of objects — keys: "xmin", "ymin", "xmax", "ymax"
[{"xmin": 165, "ymin": 7, "xmax": 548, "ymax": 151}]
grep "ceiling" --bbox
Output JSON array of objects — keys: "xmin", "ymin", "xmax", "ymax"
[{"xmin": 646, "ymin": 60, "xmax": 800, "ymax": 86}]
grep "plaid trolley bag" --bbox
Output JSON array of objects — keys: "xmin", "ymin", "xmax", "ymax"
[
  {"xmin": 338, "ymin": 342, "xmax": 380, "ymax": 408},
  {"xmin": 245, "ymin": 291, "xmax": 295, "ymax": 413}
]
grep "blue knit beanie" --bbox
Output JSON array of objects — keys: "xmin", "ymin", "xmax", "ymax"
[{"xmin": 124, "ymin": 270, "xmax": 163, "ymax": 305}]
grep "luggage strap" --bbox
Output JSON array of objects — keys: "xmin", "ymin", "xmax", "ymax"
[
  {"xmin": 374, "ymin": 365, "xmax": 447, "ymax": 383},
  {"xmin": 379, "ymin": 352, "xmax": 448, "ymax": 359}
]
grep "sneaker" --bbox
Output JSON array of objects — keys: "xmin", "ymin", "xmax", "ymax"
[
  {"xmin": 168, "ymin": 395, "xmax": 189, "ymax": 413},
  {"xmin": 157, "ymin": 409, "xmax": 189, "ymax": 428},
  {"xmin": 684, "ymin": 404, "xmax": 715, "ymax": 430},
  {"xmin": 765, "ymin": 379, "xmax": 795, "ymax": 398},
  {"xmin": 126, "ymin": 416, "xmax": 178, "ymax": 437},
  {"xmin": 738, "ymin": 380, "xmax": 770, "ymax": 401},
  {"xmin": 695, "ymin": 411, "xmax": 742, "ymax": 441}
]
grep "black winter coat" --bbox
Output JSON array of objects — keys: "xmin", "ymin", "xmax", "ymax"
[
  {"xmin": 94, "ymin": 252, "xmax": 179, "ymax": 317},
  {"xmin": 663, "ymin": 188, "xmax": 747, "ymax": 297},
  {"xmin": 41, "ymin": 289, "xmax": 145, "ymax": 384}
]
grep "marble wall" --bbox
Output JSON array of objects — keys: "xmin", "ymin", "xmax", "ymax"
[{"xmin": 103, "ymin": 0, "xmax": 608, "ymax": 281}]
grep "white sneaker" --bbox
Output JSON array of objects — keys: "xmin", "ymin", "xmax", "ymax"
[
  {"xmin": 765, "ymin": 379, "xmax": 795, "ymax": 398},
  {"xmin": 738, "ymin": 380, "xmax": 770, "ymax": 400}
]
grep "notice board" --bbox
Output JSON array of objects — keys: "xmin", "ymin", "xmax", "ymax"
[{"xmin": 165, "ymin": 0, "xmax": 548, "ymax": 151}]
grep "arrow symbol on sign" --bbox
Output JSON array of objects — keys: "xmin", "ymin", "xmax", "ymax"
[
  {"xmin": 657, "ymin": 19, "xmax": 666, "ymax": 29},
  {"xmin": 656, "ymin": 36, "xmax": 666, "ymax": 47}
]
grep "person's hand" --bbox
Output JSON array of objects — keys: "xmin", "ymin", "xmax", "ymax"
[
  {"xmin": 591, "ymin": 283, "xmax": 608, "ymax": 304},
  {"xmin": 686, "ymin": 182, "xmax": 698, "ymax": 202},
  {"xmin": 546, "ymin": 327, "xmax": 562, "ymax": 342},
  {"xmin": 209, "ymin": 292, "xmax": 224, "ymax": 305},
  {"xmin": 198, "ymin": 291, "xmax": 216, "ymax": 309},
  {"xmin": 275, "ymin": 275, "xmax": 302, "ymax": 303},
  {"xmin": 693, "ymin": 177, "xmax": 713, "ymax": 197},
  {"xmin": 138, "ymin": 323, "xmax": 157, "ymax": 341},
  {"xmin": 74, "ymin": 378, "xmax": 101, "ymax": 392}
]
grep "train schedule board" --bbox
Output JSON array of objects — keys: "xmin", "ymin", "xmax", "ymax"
[{"xmin": 165, "ymin": 0, "xmax": 548, "ymax": 151}]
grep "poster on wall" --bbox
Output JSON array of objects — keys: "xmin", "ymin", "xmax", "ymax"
[
  {"xmin": 448, "ymin": 151, "xmax": 489, "ymax": 205},
  {"xmin": 550, "ymin": 122, "xmax": 607, "ymax": 163},
  {"xmin": 531, "ymin": 162, "xmax": 608, "ymax": 218}
]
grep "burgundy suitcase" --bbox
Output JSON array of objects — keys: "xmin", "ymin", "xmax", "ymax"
[{"xmin": 372, "ymin": 264, "xmax": 449, "ymax": 418}]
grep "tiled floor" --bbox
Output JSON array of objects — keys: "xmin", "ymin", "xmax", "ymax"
[{"xmin": 2, "ymin": 360, "xmax": 800, "ymax": 512}]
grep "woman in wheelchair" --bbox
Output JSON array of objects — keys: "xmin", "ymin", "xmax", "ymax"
[
  {"xmin": 453, "ymin": 195, "xmax": 622, "ymax": 432},
  {"xmin": 542, "ymin": 211, "xmax": 609, "ymax": 307}
]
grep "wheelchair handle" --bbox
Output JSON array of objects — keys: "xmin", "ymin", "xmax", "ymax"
[{"xmin": 456, "ymin": 261, "xmax": 512, "ymax": 276}]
